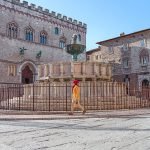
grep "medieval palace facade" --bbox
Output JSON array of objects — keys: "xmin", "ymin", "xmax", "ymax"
[{"xmin": 0, "ymin": 0, "xmax": 86, "ymax": 83}]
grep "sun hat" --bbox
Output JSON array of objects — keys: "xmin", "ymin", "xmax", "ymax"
[{"xmin": 73, "ymin": 80, "xmax": 79, "ymax": 84}]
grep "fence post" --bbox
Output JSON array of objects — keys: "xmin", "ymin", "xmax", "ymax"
[
  {"xmin": 19, "ymin": 84, "xmax": 20, "ymax": 110},
  {"xmin": 83, "ymin": 80, "xmax": 85, "ymax": 110},
  {"xmin": 33, "ymin": 83, "xmax": 34, "ymax": 111},
  {"xmin": 66, "ymin": 83, "xmax": 68, "ymax": 111},
  {"xmin": 49, "ymin": 82, "xmax": 51, "ymax": 111},
  {"xmin": 96, "ymin": 81, "xmax": 98, "ymax": 110},
  {"xmin": 114, "ymin": 82, "xmax": 117, "ymax": 110},
  {"xmin": 7, "ymin": 86, "xmax": 10, "ymax": 110},
  {"xmin": 127, "ymin": 81, "xmax": 130, "ymax": 109}
]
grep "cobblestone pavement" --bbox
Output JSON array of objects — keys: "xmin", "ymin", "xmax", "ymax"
[{"xmin": 0, "ymin": 109, "xmax": 150, "ymax": 150}]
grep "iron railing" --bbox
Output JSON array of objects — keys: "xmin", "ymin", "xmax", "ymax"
[{"xmin": 0, "ymin": 82, "xmax": 149, "ymax": 111}]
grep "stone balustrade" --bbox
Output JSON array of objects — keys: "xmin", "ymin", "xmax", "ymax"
[{"xmin": 38, "ymin": 62, "xmax": 112, "ymax": 81}]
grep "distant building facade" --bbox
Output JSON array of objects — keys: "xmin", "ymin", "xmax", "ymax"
[
  {"xmin": 0, "ymin": 0, "xmax": 86, "ymax": 83},
  {"xmin": 87, "ymin": 29, "xmax": 150, "ymax": 89}
]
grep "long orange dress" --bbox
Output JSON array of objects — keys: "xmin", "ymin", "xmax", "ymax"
[
  {"xmin": 72, "ymin": 85, "xmax": 80, "ymax": 102},
  {"xmin": 71, "ymin": 84, "xmax": 84, "ymax": 113}
]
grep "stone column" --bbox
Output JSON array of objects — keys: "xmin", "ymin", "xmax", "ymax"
[
  {"xmin": 60, "ymin": 63, "xmax": 64, "ymax": 77},
  {"xmin": 44, "ymin": 65, "xmax": 49, "ymax": 77},
  {"xmin": 49, "ymin": 64, "xmax": 53, "ymax": 77},
  {"xmin": 103, "ymin": 82, "xmax": 106, "ymax": 97},
  {"xmin": 39, "ymin": 83, "xmax": 43, "ymax": 98},
  {"xmin": 23, "ymin": 84, "xmax": 30, "ymax": 99},
  {"xmin": 13, "ymin": 65, "xmax": 16, "ymax": 76},
  {"xmin": 10, "ymin": 65, "xmax": 13, "ymax": 75},
  {"xmin": 40, "ymin": 83, "xmax": 46, "ymax": 98},
  {"xmin": 113, "ymin": 82, "xmax": 117, "ymax": 109},
  {"xmin": 94, "ymin": 62, "xmax": 99, "ymax": 75},
  {"xmin": 99, "ymin": 64, "xmax": 101, "ymax": 76},
  {"xmin": 113, "ymin": 82, "xmax": 117, "ymax": 97},
  {"xmin": 38, "ymin": 65, "xmax": 42, "ymax": 78},
  {"xmin": 8, "ymin": 65, "xmax": 10, "ymax": 76},
  {"xmin": 107, "ymin": 82, "xmax": 110, "ymax": 97},
  {"xmin": 93, "ymin": 78, "xmax": 97, "ymax": 102},
  {"xmin": 82, "ymin": 62, "xmax": 86, "ymax": 75},
  {"xmin": 29, "ymin": 84, "xmax": 34, "ymax": 98},
  {"xmin": 88, "ymin": 81, "xmax": 91, "ymax": 97},
  {"xmin": 108, "ymin": 65, "xmax": 112, "ymax": 79}
]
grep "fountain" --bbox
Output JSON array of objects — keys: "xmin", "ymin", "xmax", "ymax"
[{"xmin": 65, "ymin": 34, "xmax": 86, "ymax": 61}]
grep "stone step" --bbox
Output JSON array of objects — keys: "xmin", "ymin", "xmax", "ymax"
[
  {"xmin": 2, "ymin": 98, "xmax": 149, "ymax": 106},
  {"xmin": 3, "ymin": 96, "xmax": 149, "ymax": 102},
  {"xmin": 4, "ymin": 102, "xmax": 148, "ymax": 108}
]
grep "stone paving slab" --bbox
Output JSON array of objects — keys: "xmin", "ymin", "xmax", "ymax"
[
  {"xmin": 0, "ymin": 109, "xmax": 150, "ymax": 120},
  {"xmin": 0, "ymin": 110, "xmax": 150, "ymax": 150}
]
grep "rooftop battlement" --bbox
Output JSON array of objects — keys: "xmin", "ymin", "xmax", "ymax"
[{"xmin": 3, "ymin": 0, "xmax": 87, "ymax": 29}]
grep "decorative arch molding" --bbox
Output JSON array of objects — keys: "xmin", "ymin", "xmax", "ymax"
[
  {"xmin": 40, "ymin": 30, "xmax": 48, "ymax": 35},
  {"xmin": 6, "ymin": 21, "xmax": 19, "ymax": 28},
  {"xmin": 24, "ymin": 25, "xmax": 34, "ymax": 41},
  {"xmin": 59, "ymin": 35, "xmax": 67, "ymax": 49},
  {"xmin": 138, "ymin": 75, "xmax": 150, "ymax": 90},
  {"xmin": 24, "ymin": 25, "xmax": 35, "ymax": 33},
  {"xmin": 139, "ymin": 49, "xmax": 149, "ymax": 57},
  {"xmin": 6, "ymin": 21, "xmax": 19, "ymax": 38},
  {"xmin": 19, "ymin": 61, "xmax": 37, "ymax": 73},
  {"xmin": 19, "ymin": 61, "xmax": 37, "ymax": 83},
  {"xmin": 59, "ymin": 35, "xmax": 67, "ymax": 42},
  {"xmin": 40, "ymin": 30, "xmax": 48, "ymax": 44}
]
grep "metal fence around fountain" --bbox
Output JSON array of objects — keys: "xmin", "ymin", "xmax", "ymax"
[{"xmin": 0, "ymin": 81, "xmax": 149, "ymax": 111}]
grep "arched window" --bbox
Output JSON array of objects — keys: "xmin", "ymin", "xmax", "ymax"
[
  {"xmin": 140, "ymin": 39, "xmax": 147, "ymax": 47},
  {"xmin": 78, "ymin": 34, "xmax": 81, "ymax": 42},
  {"xmin": 123, "ymin": 58, "xmax": 129, "ymax": 68},
  {"xmin": 7, "ymin": 22, "xmax": 18, "ymax": 38},
  {"xmin": 139, "ymin": 49, "xmax": 149, "ymax": 66},
  {"xmin": 59, "ymin": 36, "xmax": 66, "ymax": 49},
  {"xmin": 40, "ymin": 31, "xmax": 47, "ymax": 45},
  {"xmin": 59, "ymin": 40, "xmax": 65, "ymax": 48},
  {"xmin": 55, "ymin": 27, "xmax": 59, "ymax": 35},
  {"xmin": 25, "ymin": 26, "xmax": 34, "ymax": 42}
]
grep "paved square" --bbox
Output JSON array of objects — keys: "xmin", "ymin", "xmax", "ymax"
[{"xmin": 0, "ymin": 110, "xmax": 150, "ymax": 150}]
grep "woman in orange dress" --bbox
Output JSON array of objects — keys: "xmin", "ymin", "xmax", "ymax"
[{"xmin": 69, "ymin": 80, "xmax": 86, "ymax": 115}]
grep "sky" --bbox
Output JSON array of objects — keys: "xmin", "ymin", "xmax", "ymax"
[{"xmin": 26, "ymin": 0, "xmax": 150, "ymax": 51}]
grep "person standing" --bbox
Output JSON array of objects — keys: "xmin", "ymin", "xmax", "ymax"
[{"xmin": 69, "ymin": 80, "xmax": 86, "ymax": 115}]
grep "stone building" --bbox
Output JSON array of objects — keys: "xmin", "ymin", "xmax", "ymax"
[
  {"xmin": 87, "ymin": 29, "xmax": 150, "ymax": 89},
  {"xmin": 0, "ymin": 0, "xmax": 86, "ymax": 84}
]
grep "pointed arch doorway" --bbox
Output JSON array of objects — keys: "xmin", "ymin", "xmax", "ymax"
[
  {"xmin": 19, "ymin": 61, "xmax": 37, "ymax": 84},
  {"xmin": 142, "ymin": 79, "xmax": 149, "ymax": 99},
  {"xmin": 22, "ymin": 66, "xmax": 33, "ymax": 84},
  {"xmin": 142, "ymin": 79, "xmax": 149, "ymax": 87}
]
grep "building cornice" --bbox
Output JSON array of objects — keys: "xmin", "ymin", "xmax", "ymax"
[{"xmin": 97, "ymin": 29, "xmax": 150, "ymax": 46}]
